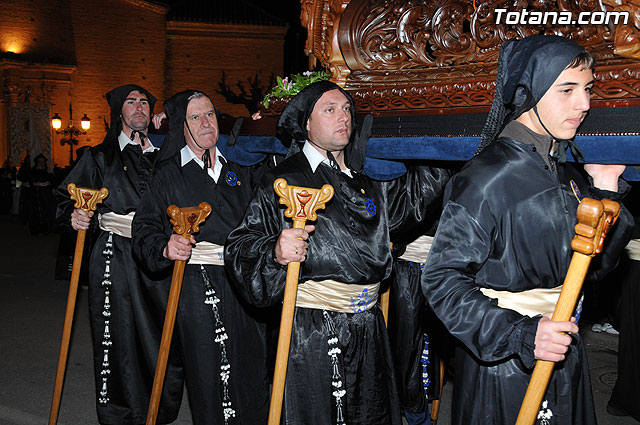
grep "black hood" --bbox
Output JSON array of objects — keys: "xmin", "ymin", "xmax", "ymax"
[
  {"xmin": 276, "ymin": 80, "xmax": 370, "ymax": 173},
  {"xmin": 276, "ymin": 80, "xmax": 356, "ymax": 147},
  {"xmin": 155, "ymin": 89, "xmax": 215, "ymax": 164},
  {"xmin": 479, "ymin": 35, "xmax": 587, "ymax": 152},
  {"xmin": 104, "ymin": 84, "xmax": 157, "ymax": 144}
]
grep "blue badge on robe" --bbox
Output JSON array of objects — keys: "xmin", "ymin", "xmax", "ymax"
[
  {"xmin": 570, "ymin": 180, "xmax": 582, "ymax": 202},
  {"xmin": 225, "ymin": 171, "xmax": 238, "ymax": 186},
  {"xmin": 350, "ymin": 288, "xmax": 373, "ymax": 313},
  {"xmin": 364, "ymin": 198, "xmax": 376, "ymax": 215}
]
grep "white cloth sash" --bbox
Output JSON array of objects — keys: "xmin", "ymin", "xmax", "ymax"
[
  {"xmin": 295, "ymin": 279, "xmax": 380, "ymax": 314},
  {"xmin": 188, "ymin": 241, "xmax": 225, "ymax": 266},
  {"xmin": 398, "ymin": 235, "xmax": 433, "ymax": 263},
  {"xmin": 480, "ymin": 286, "xmax": 562, "ymax": 317},
  {"xmin": 99, "ymin": 211, "xmax": 135, "ymax": 238},
  {"xmin": 479, "ymin": 238, "xmax": 640, "ymax": 315},
  {"xmin": 626, "ymin": 239, "xmax": 640, "ymax": 261}
]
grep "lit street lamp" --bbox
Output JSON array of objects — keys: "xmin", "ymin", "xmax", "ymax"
[{"xmin": 51, "ymin": 103, "xmax": 90, "ymax": 165}]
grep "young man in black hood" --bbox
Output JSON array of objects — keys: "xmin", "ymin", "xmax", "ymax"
[
  {"xmin": 56, "ymin": 84, "xmax": 181, "ymax": 424},
  {"xmin": 224, "ymin": 81, "xmax": 450, "ymax": 425},
  {"xmin": 422, "ymin": 34, "xmax": 634, "ymax": 425}
]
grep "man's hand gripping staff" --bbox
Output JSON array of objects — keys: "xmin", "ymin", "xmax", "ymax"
[
  {"xmin": 49, "ymin": 184, "xmax": 108, "ymax": 425},
  {"xmin": 146, "ymin": 202, "xmax": 211, "ymax": 425},
  {"xmin": 268, "ymin": 178, "xmax": 334, "ymax": 425}
]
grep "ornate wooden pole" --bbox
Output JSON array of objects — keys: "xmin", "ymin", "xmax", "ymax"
[
  {"xmin": 268, "ymin": 178, "xmax": 334, "ymax": 425},
  {"xmin": 516, "ymin": 198, "xmax": 621, "ymax": 425},
  {"xmin": 146, "ymin": 202, "xmax": 211, "ymax": 425},
  {"xmin": 49, "ymin": 184, "xmax": 108, "ymax": 425}
]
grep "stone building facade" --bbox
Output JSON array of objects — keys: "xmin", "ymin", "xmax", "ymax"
[{"xmin": 0, "ymin": 0, "xmax": 287, "ymax": 167}]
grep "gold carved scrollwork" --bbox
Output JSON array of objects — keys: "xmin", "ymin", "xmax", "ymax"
[
  {"xmin": 302, "ymin": 0, "xmax": 640, "ymax": 114},
  {"xmin": 339, "ymin": 0, "xmax": 614, "ymax": 75},
  {"xmin": 594, "ymin": 66, "xmax": 640, "ymax": 101},
  {"xmin": 602, "ymin": 0, "xmax": 640, "ymax": 59},
  {"xmin": 302, "ymin": 0, "xmax": 352, "ymax": 83}
]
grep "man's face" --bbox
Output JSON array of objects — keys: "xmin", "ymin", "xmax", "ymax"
[
  {"xmin": 121, "ymin": 90, "xmax": 151, "ymax": 133},
  {"xmin": 184, "ymin": 96, "xmax": 219, "ymax": 155},
  {"xmin": 305, "ymin": 89, "xmax": 352, "ymax": 153},
  {"xmin": 518, "ymin": 66, "xmax": 594, "ymax": 140}
]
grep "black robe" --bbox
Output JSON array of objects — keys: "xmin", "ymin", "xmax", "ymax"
[
  {"xmin": 132, "ymin": 153, "xmax": 271, "ymax": 425},
  {"xmin": 607, "ymin": 251, "xmax": 640, "ymax": 421},
  {"xmin": 608, "ymin": 186, "xmax": 640, "ymax": 421},
  {"xmin": 422, "ymin": 136, "xmax": 634, "ymax": 425},
  {"xmin": 386, "ymin": 255, "xmax": 449, "ymax": 416},
  {"xmin": 26, "ymin": 167, "xmax": 55, "ymax": 234},
  {"xmin": 56, "ymin": 138, "xmax": 181, "ymax": 425},
  {"xmin": 224, "ymin": 150, "xmax": 450, "ymax": 425}
]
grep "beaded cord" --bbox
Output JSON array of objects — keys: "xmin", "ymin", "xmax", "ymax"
[
  {"xmin": 537, "ymin": 400, "xmax": 553, "ymax": 425},
  {"xmin": 200, "ymin": 265, "xmax": 236, "ymax": 424},
  {"xmin": 421, "ymin": 333, "xmax": 431, "ymax": 401},
  {"xmin": 323, "ymin": 310, "xmax": 346, "ymax": 425},
  {"xmin": 98, "ymin": 232, "xmax": 114, "ymax": 405}
]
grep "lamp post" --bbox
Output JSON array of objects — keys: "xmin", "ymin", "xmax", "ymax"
[{"xmin": 51, "ymin": 103, "xmax": 90, "ymax": 165}]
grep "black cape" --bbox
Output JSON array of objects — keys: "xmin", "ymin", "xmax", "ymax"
[{"xmin": 422, "ymin": 136, "xmax": 634, "ymax": 425}]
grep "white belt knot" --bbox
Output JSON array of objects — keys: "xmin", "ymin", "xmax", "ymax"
[
  {"xmin": 99, "ymin": 212, "xmax": 135, "ymax": 238},
  {"xmin": 188, "ymin": 241, "xmax": 224, "ymax": 266}
]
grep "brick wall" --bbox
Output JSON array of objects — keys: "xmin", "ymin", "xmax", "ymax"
[
  {"xmin": 0, "ymin": 0, "xmax": 76, "ymax": 166},
  {"xmin": 1, "ymin": 0, "xmax": 288, "ymax": 166},
  {"xmin": 64, "ymin": 0, "xmax": 167, "ymax": 159},
  {"xmin": 166, "ymin": 22, "xmax": 286, "ymax": 117},
  {"xmin": 0, "ymin": 0, "xmax": 76, "ymax": 64}
]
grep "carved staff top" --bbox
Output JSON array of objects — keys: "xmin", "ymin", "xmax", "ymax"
[
  {"xmin": 67, "ymin": 183, "xmax": 109, "ymax": 213},
  {"xmin": 273, "ymin": 178, "xmax": 335, "ymax": 225},
  {"xmin": 572, "ymin": 198, "xmax": 621, "ymax": 256},
  {"xmin": 166, "ymin": 202, "xmax": 212, "ymax": 239}
]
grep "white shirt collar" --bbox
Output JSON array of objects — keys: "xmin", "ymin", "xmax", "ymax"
[
  {"xmin": 302, "ymin": 141, "xmax": 352, "ymax": 177},
  {"xmin": 118, "ymin": 131, "xmax": 158, "ymax": 153},
  {"xmin": 180, "ymin": 145, "xmax": 225, "ymax": 183}
]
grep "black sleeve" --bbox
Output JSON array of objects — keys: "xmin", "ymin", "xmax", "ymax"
[
  {"xmin": 422, "ymin": 199, "xmax": 539, "ymax": 367},
  {"xmin": 224, "ymin": 181, "xmax": 288, "ymax": 307},
  {"xmin": 586, "ymin": 182, "xmax": 635, "ymax": 283},
  {"xmin": 385, "ymin": 165, "xmax": 452, "ymax": 241},
  {"xmin": 131, "ymin": 170, "xmax": 174, "ymax": 274}
]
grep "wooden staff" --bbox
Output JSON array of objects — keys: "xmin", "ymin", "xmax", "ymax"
[
  {"xmin": 49, "ymin": 183, "xmax": 108, "ymax": 425},
  {"xmin": 515, "ymin": 197, "xmax": 620, "ymax": 425},
  {"xmin": 146, "ymin": 202, "xmax": 211, "ymax": 425},
  {"xmin": 380, "ymin": 287, "xmax": 390, "ymax": 326},
  {"xmin": 430, "ymin": 358, "xmax": 446, "ymax": 424},
  {"xmin": 381, "ymin": 242, "xmax": 393, "ymax": 326},
  {"xmin": 268, "ymin": 178, "xmax": 334, "ymax": 425}
]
